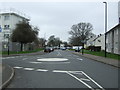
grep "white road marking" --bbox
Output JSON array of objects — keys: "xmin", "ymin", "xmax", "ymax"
[
  {"xmin": 37, "ymin": 58, "xmax": 68, "ymax": 62},
  {"xmin": 66, "ymin": 72, "xmax": 93, "ymax": 89},
  {"xmin": 57, "ymin": 52, "xmax": 61, "ymax": 56},
  {"xmin": 24, "ymin": 68, "xmax": 34, "ymax": 71},
  {"xmin": 29, "ymin": 62, "xmax": 42, "ymax": 64},
  {"xmin": 81, "ymin": 71, "xmax": 104, "ymax": 89},
  {"xmin": 52, "ymin": 70, "xmax": 104, "ymax": 90},
  {"xmin": 22, "ymin": 58, "xmax": 28, "ymax": 60},
  {"xmin": 53, "ymin": 70, "xmax": 82, "ymax": 73},
  {"xmin": 77, "ymin": 58, "xmax": 83, "ymax": 61},
  {"xmin": 80, "ymin": 78, "xmax": 91, "ymax": 82},
  {"xmin": 2, "ymin": 57, "xmax": 15, "ymax": 59},
  {"xmin": 36, "ymin": 69, "xmax": 48, "ymax": 72},
  {"xmin": 14, "ymin": 66, "xmax": 23, "ymax": 69}
]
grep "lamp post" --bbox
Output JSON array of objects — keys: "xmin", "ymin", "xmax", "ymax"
[
  {"xmin": 103, "ymin": 2, "xmax": 107, "ymax": 57},
  {"xmin": 6, "ymin": 35, "xmax": 10, "ymax": 55}
]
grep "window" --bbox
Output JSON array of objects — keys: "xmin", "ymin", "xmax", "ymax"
[
  {"xmin": 4, "ymin": 15, "xmax": 10, "ymax": 20},
  {"xmin": 98, "ymin": 40, "xmax": 101, "ymax": 42},
  {"xmin": 4, "ymin": 34, "xmax": 9, "ymax": 38},
  {"xmin": 4, "ymin": 25, "xmax": 10, "ymax": 30}
]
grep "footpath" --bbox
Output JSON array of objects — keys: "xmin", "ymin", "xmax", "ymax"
[
  {"xmin": 71, "ymin": 51, "xmax": 120, "ymax": 68},
  {"xmin": 0, "ymin": 50, "xmax": 45, "ymax": 89}
]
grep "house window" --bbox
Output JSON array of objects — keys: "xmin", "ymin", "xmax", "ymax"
[
  {"xmin": 116, "ymin": 29, "xmax": 118, "ymax": 35},
  {"xmin": 98, "ymin": 40, "xmax": 101, "ymax": 42},
  {"xmin": 4, "ymin": 34, "xmax": 9, "ymax": 38},
  {"xmin": 4, "ymin": 25, "xmax": 10, "ymax": 30},
  {"xmin": 4, "ymin": 15, "xmax": 10, "ymax": 20}
]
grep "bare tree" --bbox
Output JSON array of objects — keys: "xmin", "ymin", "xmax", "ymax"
[
  {"xmin": 69, "ymin": 22, "xmax": 93, "ymax": 46},
  {"xmin": 69, "ymin": 22, "xmax": 93, "ymax": 54}
]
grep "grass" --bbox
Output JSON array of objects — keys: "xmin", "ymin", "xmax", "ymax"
[
  {"xmin": 83, "ymin": 50, "xmax": 120, "ymax": 60},
  {"xmin": 69, "ymin": 49, "xmax": 120, "ymax": 60},
  {"xmin": 2, "ymin": 48, "xmax": 44, "ymax": 55}
]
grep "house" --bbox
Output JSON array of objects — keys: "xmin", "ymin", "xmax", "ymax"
[
  {"xmin": 86, "ymin": 33, "xmax": 105, "ymax": 51},
  {"xmin": 106, "ymin": 24, "xmax": 120, "ymax": 55},
  {"xmin": 0, "ymin": 9, "xmax": 30, "ymax": 51},
  {"xmin": 86, "ymin": 34, "xmax": 96, "ymax": 47},
  {"xmin": 93, "ymin": 34, "xmax": 105, "ymax": 51}
]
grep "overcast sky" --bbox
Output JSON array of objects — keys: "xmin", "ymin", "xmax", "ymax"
[{"xmin": 0, "ymin": 1, "xmax": 119, "ymax": 42}]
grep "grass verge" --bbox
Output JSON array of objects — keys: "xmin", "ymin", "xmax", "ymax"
[
  {"xmin": 2, "ymin": 48, "xmax": 44, "ymax": 55},
  {"xmin": 69, "ymin": 49, "xmax": 120, "ymax": 60}
]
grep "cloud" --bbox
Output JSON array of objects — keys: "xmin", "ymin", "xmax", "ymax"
[{"xmin": 0, "ymin": 2, "xmax": 118, "ymax": 41}]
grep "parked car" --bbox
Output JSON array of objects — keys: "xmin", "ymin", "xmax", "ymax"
[
  {"xmin": 61, "ymin": 47, "xmax": 66, "ymax": 50},
  {"xmin": 75, "ymin": 47, "xmax": 81, "ymax": 52},
  {"xmin": 44, "ymin": 47, "xmax": 51, "ymax": 53},
  {"xmin": 50, "ymin": 47, "xmax": 54, "ymax": 51}
]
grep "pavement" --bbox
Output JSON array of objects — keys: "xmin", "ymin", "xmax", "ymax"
[
  {"xmin": 71, "ymin": 51, "xmax": 120, "ymax": 68},
  {"xmin": 0, "ymin": 50, "xmax": 119, "ymax": 88},
  {"xmin": 0, "ymin": 50, "xmax": 45, "ymax": 89}
]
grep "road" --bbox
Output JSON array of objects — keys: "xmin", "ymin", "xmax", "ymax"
[{"xmin": 3, "ymin": 50, "xmax": 118, "ymax": 89}]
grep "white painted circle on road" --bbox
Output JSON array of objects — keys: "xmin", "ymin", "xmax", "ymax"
[{"xmin": 37, "ymin": 58, "xmax": 68, "ymax": 62}]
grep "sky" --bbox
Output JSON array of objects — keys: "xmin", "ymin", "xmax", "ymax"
[{"xmin": 0, "ymin": 0, "xmax": 119, "ymax": 42}]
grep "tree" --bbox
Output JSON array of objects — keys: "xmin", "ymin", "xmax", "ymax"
[
  {"xmin": 47, "ymin": 35, "xmax": 62, "ymax": 47},
  {"xmin": 11, "ymin": 21, "xmax": 39, "ymax": 51},
  {"xmin": 69, "ymin": 22, "xmax": 93, "ymax": 46},
  {"xmin": 69, "ymin": 36, "xmax": 82, "ymax": 46},
  {"xmin": 39, "ymin": 38, "xmax": 46, "ymax": 47}
]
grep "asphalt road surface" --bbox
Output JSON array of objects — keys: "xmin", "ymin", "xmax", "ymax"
[{"xmin": 3, "ymin": 50, "xmax": 118, "ymax": 89}]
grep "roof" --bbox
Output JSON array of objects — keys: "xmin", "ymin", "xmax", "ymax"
[
  {"xmin": 106, "ymin": 24, "xmax": 120, "ymax": 34},
  {"xmin": 0, "ymin": 12, "xmax": 30, "ymax": 21},
  {"xmin": 93, "ymin": 34, "xmax": 104, "ymax": 41}
]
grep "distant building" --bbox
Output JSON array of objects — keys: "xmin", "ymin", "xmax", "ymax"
[
  {"xmin": 106, "ymin": 24, "xmax": 120, "ymax": 55},
  {"xmin": 86, "ymin": 34, "xmax": 105, "ymax": 51},
  {"xmin": 86, "ymin": 33, "xmax": 96, "ymax": 47},
  {"xmin": 0, "ymin": 9, "xmax": 30, "ymax": 51},
  {"xmin": 93, "ymin": 34, "xmax": 105, "ymax": 51}
]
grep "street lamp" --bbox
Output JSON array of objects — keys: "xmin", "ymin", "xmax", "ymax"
[
  {"xmin": 103, "ymin": 2, "xmax": 107, "ymax": 57},
  {"xmin": 6, "ymin": 34, "xmax": 10, "ymax": 55}
]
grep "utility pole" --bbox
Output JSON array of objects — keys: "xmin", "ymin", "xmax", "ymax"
[{"xmin": 103, "ymin": 2, "xmax": 107, "ymax": 57}]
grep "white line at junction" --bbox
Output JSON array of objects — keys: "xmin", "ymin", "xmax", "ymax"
[
  {"xmin": 36, "ymin": 69, "xmax": 48, "ymax": 72},
  {"xmin": 77, "ymin": 58, "xmax": 83, "ymax": 61}
]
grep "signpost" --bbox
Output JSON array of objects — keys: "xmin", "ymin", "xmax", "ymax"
[{"xmin": 0, "ymin": 26, "xmax": 2, "ymax": 32}]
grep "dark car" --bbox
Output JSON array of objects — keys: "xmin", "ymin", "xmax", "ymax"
[
  {"xmin": 44, "ymin": 47, "xmax": 51, "ymax": 53},
  {"xmin": 75, "ymin": 47, "xmax": 81, "ymax": 52}
]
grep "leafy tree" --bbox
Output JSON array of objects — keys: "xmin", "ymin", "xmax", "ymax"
[
  {"xmin": 47, "ymin": 35, "xmax": 62, "ymax": 47},
  {"xmin": 39, "ymin": 38, "xmax": 46, "ymax": 47},
  {"xmin": 11, "ymin": 21, "xmax": 39, "ymax": 51}
]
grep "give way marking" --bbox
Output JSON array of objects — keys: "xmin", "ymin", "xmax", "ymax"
[{"xmin": 53, "ymin": 70, "xmax": 104, "ymax": 90}]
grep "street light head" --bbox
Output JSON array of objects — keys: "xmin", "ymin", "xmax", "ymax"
[{"xmin": 103, "ymin": 2, "xmax": 107, "ymax": 4}]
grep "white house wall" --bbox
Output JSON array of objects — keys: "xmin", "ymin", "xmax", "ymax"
[{"xmin": 94, "ymin": 35, "xmax": 105, "ymax": 50}]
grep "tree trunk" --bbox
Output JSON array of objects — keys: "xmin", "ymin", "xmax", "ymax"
[{"xmin": 21, "ymin": 42, "xmax": 23, "ymax": 51}]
